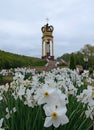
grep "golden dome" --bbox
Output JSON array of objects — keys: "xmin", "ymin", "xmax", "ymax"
[{"xmin": 41, "ymin": 23, "xmax": 54, "ymax": 38}]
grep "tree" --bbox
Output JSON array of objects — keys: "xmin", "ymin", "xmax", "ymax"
[
  {"xmin": 81, "ymin": 44, "xmax": 94, "ymax": 68},
  {"xmin": 69, "ymin": 53, "xmax": 76, "ymax": 70},
  {"xmin": 81, "ymin": 44, "xmax": 94, "ymax": 56}
]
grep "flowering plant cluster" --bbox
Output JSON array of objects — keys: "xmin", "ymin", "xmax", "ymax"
[
  {"xmin": 0, "ymin": 68, "xmax": 93, "ymax": 130},
  {"xmin": 0, "ymin": 67, "xmax": 35, "ymax": 76}
]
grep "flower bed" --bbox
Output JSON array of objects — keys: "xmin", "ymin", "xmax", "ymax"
[{"xmin": 0, "ymin": 68, "xmax": 94, "ymax": 130}]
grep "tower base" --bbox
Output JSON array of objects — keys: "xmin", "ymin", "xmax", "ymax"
[{"xmin": 42, "ymin": 56, "xmax": 54, "ymax": 60}]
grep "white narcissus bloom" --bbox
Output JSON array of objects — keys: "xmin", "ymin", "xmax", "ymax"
[
  {"xmin": 46, "ymin": 89, "xmax": 68, "ymax": 106},
  {"xmin": 23, "ymin": 80, "xmax": 32, "ymax": 88},
  {"xmin": 13, "ymin": 107, "xmax": 17, "ymax": 113},
  {"xmin": 88, "ymin": 99, "xmax": 94, "ymax": 107},
  {"xmin": 17, "ymin": 85, "xmax": 26, "ymax": 99},
  {"xmin": 3, "ymin": 83, "xmax": 9, "ymax": 92},
  {"xmin": 5, "ymin": 107, "xmax": 17, "ymax": 119},
  {"xmin": 44, "ymin": 78, "xmax": 55, "ymax": 87},
  {"xmin": 5, "ymin": 107, "xmax": 10, "ymax": 119},
  {"xmin": 76, "ymin": 85, "xmax": 94, "ymax": 120},
  {"xmin": 77, "ymin": 85, "xmax": 93, "ymax": 104},
  {"xmin": 24, "ymin": 89, "xmax": 36, "ymax": 107},
  {"xmin": 43, "ymin": 105, "xmax": 69, "ymax": 128},
  {"xmin": 85, "ymin": 107, "xmax": 94, "ymax": 120},
  {"xmin": 13, "ymin": 72, "xmax": 24, "ymax": 81},
  {"xmin": 0, "ymin": 93, "xmax": 3, "ymax": 101},
  {"xmin": 34, "ymin": 85, "xmax": 56, "ymax": 105},
  {"xmin": 0, "ymin": 118, "xmax": 4, "ymax": 128}
]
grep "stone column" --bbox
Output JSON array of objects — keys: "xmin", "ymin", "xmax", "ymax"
[
  {"xmin": 42, "ymin": 41, "xmax": 44, "ymax": 57},
  {"xmin": 42, "ymin": 41, "xmax": 45, "ymax": 57},
  {"xmin": 52, "ymin": 40, "xmax": 54, "ymax": 56}
]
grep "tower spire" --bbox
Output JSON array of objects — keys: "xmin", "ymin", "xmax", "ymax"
[{"xmin": 46, "ymin": 17, "xmax": 49, "ymax": 23}]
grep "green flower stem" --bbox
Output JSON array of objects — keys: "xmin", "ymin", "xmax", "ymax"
[{"xmin": 32, "ymin": 106, "xmax": 41, "ymax": 129}]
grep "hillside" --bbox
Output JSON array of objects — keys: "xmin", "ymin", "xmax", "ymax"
[{"xmin": 0, "ymin": 50, "xmax": 47, "ymax": 69}]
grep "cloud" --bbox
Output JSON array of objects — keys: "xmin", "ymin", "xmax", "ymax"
[
  {"xmin": 0, "ymin": 0, "xmax": 94, "ymax": 58},
  {"xmin": 0, "ymin": 19, "xmax": 39, "ymax": 37}
]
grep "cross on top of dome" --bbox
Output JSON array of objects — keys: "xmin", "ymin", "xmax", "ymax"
[{"xmin": 46, "ymin": 17, "xmax": 49, "ymax": 23}]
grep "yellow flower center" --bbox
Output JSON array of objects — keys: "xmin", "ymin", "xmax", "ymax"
[
  {"xmin": 52, "ymin": 112, "xmax": 58, "ymax": 119},
  {"xmin": 44, "ymin": 92, "xmax": 49, "ymax": 96},
  {"xmin": 47, "ymin": 83, "xmax": 50, "ymax": 86},
  {"xmin": 92, "ymin": 91, "xmax": 94, "ymax": 95},
  {"xmin": 55, "ymin": 105, "xmax": 58, "ymax": 109}
]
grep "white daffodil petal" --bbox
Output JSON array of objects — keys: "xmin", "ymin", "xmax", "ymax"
[{"xmin": 44, "ymin": 117, "xmax": 52, "ymax": 127}]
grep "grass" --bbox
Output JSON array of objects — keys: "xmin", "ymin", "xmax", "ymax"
[
  {"xmin": 0, "ymin": 50, "xmax": 47, "ymax": 69},
  {"xmin": 0, "ymin": 75, "xmax": 13, "ymax": 85}
]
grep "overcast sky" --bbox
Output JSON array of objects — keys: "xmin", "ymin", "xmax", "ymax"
[{"xmin": 0, "ymin": 0, "xmax": 94, "ymax": 58}]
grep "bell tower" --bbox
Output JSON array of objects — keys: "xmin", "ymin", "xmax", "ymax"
[{"xmin": 41, "ymin": 21, "xmax": 54, "ymax": 60}]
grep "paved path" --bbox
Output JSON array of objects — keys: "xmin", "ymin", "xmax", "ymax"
[{"xmin": 34, "ymin": 60, "xmax": 57, "ymax": 72}]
